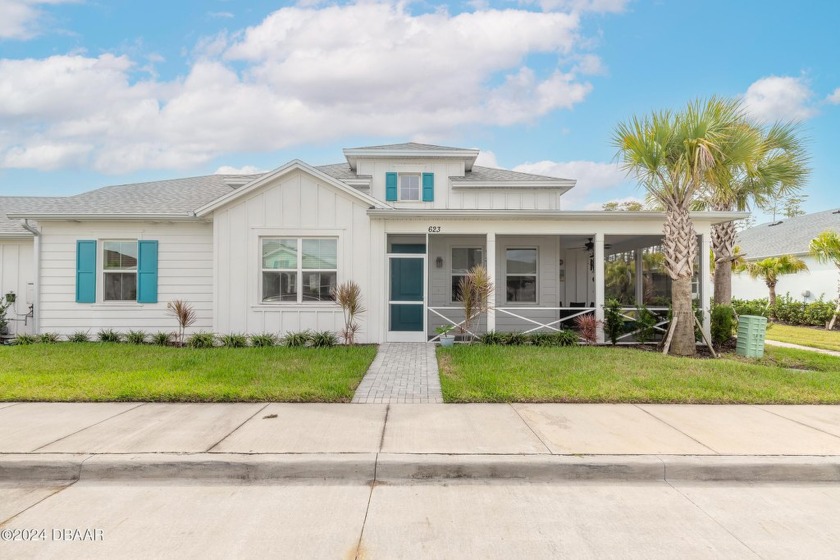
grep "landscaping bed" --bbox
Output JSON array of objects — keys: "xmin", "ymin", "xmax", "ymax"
[
  {"xmin": 0, "ymin": 343, "xmax": 377, "ymax": 402},
  {"xmin": 437, "ymin": 345, "xmax": 840, "ymax": 404}
]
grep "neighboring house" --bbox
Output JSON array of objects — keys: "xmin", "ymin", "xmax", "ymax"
[
  {"xmin": 2, "ymin": 142, "xmax": 742, "ymax": 342},
  {"xmin": 733, "ymin": 208, "xmax": 840, "ymax": 303}
]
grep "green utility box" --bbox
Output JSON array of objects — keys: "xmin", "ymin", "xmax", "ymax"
[{"xmin": 736, "ymin": 315, "xmax": 768, "ymax": 358}]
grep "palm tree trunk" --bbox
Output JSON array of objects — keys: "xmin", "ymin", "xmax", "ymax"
[
  {"xmin": 830, "ymin": 271, "xmax": 840, "ymax": 330},
  {"xmin": 711, "ymin": 219, "xmax": 737, "ymax": 305},
  {"xmin": 768, "ymin": 282, "xmax": 777, "ymax": 308},
  {"xmin": 663, "ymin": 205, "xmax": 698, "ymax": 357}
]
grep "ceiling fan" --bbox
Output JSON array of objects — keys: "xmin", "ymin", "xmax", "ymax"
[{"xmin": 580, "ymin": 237, "xmax": 611, "ymax": 252}]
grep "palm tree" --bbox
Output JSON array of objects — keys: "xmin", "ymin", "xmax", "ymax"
[
  {"xmin": 614, "ymin": 97, "xmax": 747, "ymax": 356},
  {"xmin": 735, "ymin": 255, "xmax": 808, "ymax": 307},
  {"xmin": 700, "ymin": 122, "xmax": 809, "ymax": 305},
  {"xmin": 809, "ymin": 230, "xmax": 840, "ymax": 329}
]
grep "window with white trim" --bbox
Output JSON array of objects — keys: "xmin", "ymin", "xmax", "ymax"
[
  {"xmin": 103, "ymin": 241, "xmax": 138, "ymax": 301},
  {"xmin": 399, "ymin": 174, "xmax": 420, "ymax": 201},
  {"xmin": 261, "ymin": 238, "xmax": 337, "ymax": 303},
  {"xmin": 505, "ymin": 248, "xmax": 537, "ymax": 303},
  {"xmin": 451, "ymin": 247, "xmax": 483, "ymax": 302}
]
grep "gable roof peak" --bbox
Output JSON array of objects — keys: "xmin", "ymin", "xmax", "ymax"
[{"xmin": 343, "ymin": 141, "xmax": 480, "ymax": 171}]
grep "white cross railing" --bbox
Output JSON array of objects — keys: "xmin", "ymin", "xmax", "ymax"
[
  {"xmin": 614, "ymin": 307, "xmax": 670, "ymax": 342},
  {"xmin": 494, "ymin": 307, "xmax": 595, "ymax": 334}
]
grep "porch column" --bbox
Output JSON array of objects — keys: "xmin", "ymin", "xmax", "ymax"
[
  {"xmin": 635, "ymin": 249, "xmax": 644, "ymax": 306},
  {"xmin": 486, "ymin": 232, "xmax": 496, "ymax": 332},
  {"xmin": 700, "ymin": 232, "xmax": 712, "ymax": 340},
  {"xmin": 594, "ymin": 232, "xmax": 605, "ymax": 343}
]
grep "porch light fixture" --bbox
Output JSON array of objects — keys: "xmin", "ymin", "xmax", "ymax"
[{"xmin": 436, "ymin": 256, "xmax": 444, "ymax": 268}]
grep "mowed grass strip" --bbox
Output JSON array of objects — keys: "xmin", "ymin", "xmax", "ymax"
[
  {"xmin": 765, "ymin": 323, "xmax": 840, "ymax": 353},
  {"xmin": 0, "ymin": 343, "xmax": 378, "ymax": 402},
  {"xmin": 438, "ymin": 345, "xmax": 840, "ymax": 404}
]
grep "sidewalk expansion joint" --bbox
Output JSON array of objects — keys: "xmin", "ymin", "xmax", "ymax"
[
  {"xmin": 30, "ymin": 403, "xmax": 147, "ymax": 452},
  {"xmin": 633, "ymin": 404, "xmax": 720, "ymax": 455},
  {"xmin": 204, "ymin": 403, "xmax": 270, "ymax": 452}
]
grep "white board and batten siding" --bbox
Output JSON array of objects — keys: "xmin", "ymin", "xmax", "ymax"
[
  {"xmin": 212, "ymin": 169, "xmax": 383, "ymax": 343},
  {"xmin": 38, "ymin": 221, "xmax": 213, "ymax": 335},
  {"xmin": 357, "ymin": 158, "xmax": 562, "ymax": 210},
  {"xmin": 0, "ymin": 238, "xmax": 35, "ymax": 335}
]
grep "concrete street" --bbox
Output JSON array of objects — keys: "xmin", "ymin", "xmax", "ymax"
[{"xmin": 2, "ymin": 480, "xmax": 840, "ymax": 559}]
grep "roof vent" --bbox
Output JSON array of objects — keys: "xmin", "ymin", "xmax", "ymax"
[
  {"xmin": 768, "ymin": 221, "xmax": 784, "ymax": 227},
  {"xmin": 833, "ymin": 210, "xmax": 840, "ymax": 214}
]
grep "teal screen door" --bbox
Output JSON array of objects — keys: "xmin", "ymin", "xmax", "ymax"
[{"xmin": 389, "ymin": 257, "xmax": 424, "ymax": 332}]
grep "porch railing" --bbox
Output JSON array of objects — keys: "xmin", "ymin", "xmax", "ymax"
[{"xmin": 427, "ymin": 305, "xmax": 672, "ymax": 343}]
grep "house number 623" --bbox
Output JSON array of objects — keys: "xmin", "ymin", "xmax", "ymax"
[{"xmin": 428, "ymin": 226, "xmax": 441, "ymax": 233}]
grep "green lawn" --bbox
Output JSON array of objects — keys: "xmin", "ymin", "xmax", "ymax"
[
  {"xmin": 765, "ymin": 323, "xmax": 840, "ymax": 353},
  {"xmin": 0, "ymin": 343, "xmax": 377, "ymax": 402},
  {"xmin": 438, "ymin": 345, "xmax": 840, "ymax": 404}
]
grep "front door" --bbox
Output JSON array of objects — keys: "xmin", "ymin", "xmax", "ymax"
[{"xmin": 387, "ymin": 254, "xmax": 426, "ymax": 342}]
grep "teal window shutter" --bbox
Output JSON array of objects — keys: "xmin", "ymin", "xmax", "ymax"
[
  {"xmin": 137, "ymin": 240, "xmax": 159, "ymax": 304},
  {"xmin": 422, "ymin": 173, "xmax": 434, "ymax": 202},
  {"xmin": 76, "ymin": 240, "xmax": 97, "ymax": 303},
  {"xmin": 385, "ymin": 172, "xmax": 398, "ymax": 201}
]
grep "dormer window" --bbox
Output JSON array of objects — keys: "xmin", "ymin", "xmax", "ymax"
[{"xmin": 400, "ymin": 174, "xmax": 421, "ymax": 201}]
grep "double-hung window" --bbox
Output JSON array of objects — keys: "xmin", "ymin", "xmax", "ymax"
[
  {"xmin": 103, "ymin": 241, "xmax": 138, "ymax": 301},
  {"xmin": 451, "ymin": 247, "xmax": 483, "ymax": 302},
  {"xmin": 399, "ymin": 174, "xmax": 420, "ymax": 201},
  {"xmin": 505, "ymin": 248, "xmax": 537, "ymax": 303},
  {"xmin": 261, "ymin": 238, "xmax": 337, "ymax": 303}
]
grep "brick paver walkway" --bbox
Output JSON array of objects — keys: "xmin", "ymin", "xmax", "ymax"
[{"xmin": 352, "ymin": 343, "xmax": 443, "ymax": 404}]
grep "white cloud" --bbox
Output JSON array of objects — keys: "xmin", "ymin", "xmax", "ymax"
[
  {"xmin": 2, "ymin": 142, "xmax": 91, "ymax": 170},
  {"xmin": 526, "ymin": 0, "xmax": 628, "ymax": 13},
  {"xmin": 474, "ymin": 150, "xmax": 500, "ymax": 168},
  {"xmin": 0, "ymin": 0, "xmax": 77, "ymax": 40},
  {"xmin": 214, "ymin": 165, "xmax": 266, "ymax": 175},
  {"xmin": 208, "ymin": 11, "xmax": 234, "ymax": 19},
  {"xmin": 742, "ymin": 76, "xmax": 817, "ymax": 124},
  {"xmin": 0, "ymin": 2, "xmax": 602, "ymax": 173},
  {"xmin": 827, "ymin": 87, "xmax": 840, "ymax": 105}
]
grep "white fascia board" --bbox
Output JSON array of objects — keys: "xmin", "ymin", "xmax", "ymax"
[
  {"xmin": 451, "ymin": 181, "xmax": 575, "ymax": 189},
  {"xmin": 367, "ymin": 209, "xmax": 748, "ymax": 223},
  {"xmin": 343, "ymin": 148, "xmax": 480, "ymax": 171},
  {"xmin": 5, "ymin": 213, "xmax": 199, "ymax": 221},
  {"xmin": 195, "ymin": 159, "xmax": 389, "ymax": 217},
  {"xmin": 0, "ymin": 232, "xmax": 33, "ymax": 238}
]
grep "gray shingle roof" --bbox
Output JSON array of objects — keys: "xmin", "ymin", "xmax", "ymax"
[
  {"xmin": 736, "ymin": 207, "xmax": 840, "ymax": 259},
  {"xmin": 315, "ymin": 163, "xmax": 363, "ymax": 181},
  {"xmin": 7, "ymin": 175, "xmax": 263, "ymax": 217},
  {"xmin": 346, "ymin": 142, "xmax": 468, "ymax": 152},
  {"xmin": 0, "ymin": 197, "xmax": 63, "ymax": 235},
  {"xmin": 454, "ymin": 165, "xmax": 573, "ymax": 183}
]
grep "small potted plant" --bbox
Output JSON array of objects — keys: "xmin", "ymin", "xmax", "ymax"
[{"xmin": 436, "ymin": 325, "xmax": 456, "ymax": 347}]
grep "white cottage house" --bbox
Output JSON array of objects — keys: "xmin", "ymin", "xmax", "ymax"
[
  {"xmin": 1, "ymin": 142, "xmax": 743, "ymax": 343},
  {"xmin": 733, "ymin": 208, "xmax": 840, "ymax": 304}
]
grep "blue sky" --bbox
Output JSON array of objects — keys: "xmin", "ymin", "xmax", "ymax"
[{"xmin": 1, "ymin": 0, "xmax": 838, "ymax": 216}]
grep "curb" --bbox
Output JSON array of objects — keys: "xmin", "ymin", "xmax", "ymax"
[{"xmin": 2, "ymin": 454, "xmax": 840, "ymax": 483}]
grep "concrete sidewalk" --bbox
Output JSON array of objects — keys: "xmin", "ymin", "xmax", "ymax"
[{"xmin": 2, "ymin": 402, "xmax": 840, "ymax": 482}]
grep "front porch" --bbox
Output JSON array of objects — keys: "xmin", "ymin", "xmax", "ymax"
[{"xmin": 384, "ymin": 229, "xmax": 710, "ymax": 344}]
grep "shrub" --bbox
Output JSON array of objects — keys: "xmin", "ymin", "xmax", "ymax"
[
  {"xmin": 151, "ymin": 331, "xmax": 173, "ymax": 346},
  {"xmin": 283, "ymin": 330, "xmax": 311, "ymax": 347},
  {"xmin": 732, "ymin": 298, "xmax": 770, "ymax": 318},
  {"xmin": 333, "ymin": 281, "xmax": 365, "ymax": 345},
  {"xmin": 250, "ymin": 333, "xmax": 278, "ymax": 347},
  {"xmin": 802, "ymin": 298, "xmax": 837, "ymax": 328},
  {"xmin": 634, "ymin": 305, "xmax": 658, "ymax": 344},
  {"xmin": 767, "ymin": 294, "xmax": 837, "ymax": 327},
  {"xmin": 502, "ymin": 332, "xmax": 527, "ymax": 346},
  {"xmin": 187, "ymin": 332, "xmax": 216, "ymax": 348},
  {"xmin": 219, "ymin": 333, "xmax": 248, "ymax": 348},
  {"xmin": 575, "ymin": 314, "xmax": 600, "ymax": 345},
  {"xmin": 710, "ymin": 304, "xmax": 736, "ymax": 347},
  {"xmin": 14, "ymin": 333, "xmax": 37, "ymax": 345},
  {"xmin": 529, "ymin": 330, "xmax": 578, "ymax": 347},
  {"xmin": 97, "ymin": 329, "xmax": 121, "ymax": 343},
  {"xmin": 480, "ymin": 331, "xmax": 505, "ymax": 345},
  {"xmin": 68, "ymin": 331, "xmax": 91, "ymax": 343},
  {"xmin": 125, "ymin": 330, "xmax": 147, "ymax": 345},
  {"xmin": 310, "ymin": 330, "xmax": 338, "ymax": 348},
  {"xmin": 38, "ymin": 332, "xmax": 61, "ymax": 344},
  {"xmin": 167, "ymin": 299, "xmax": 197, "ymax": 347},
  {"xmin": 603, "ymin": 299, "xmax": 626, "ymax": 345}
]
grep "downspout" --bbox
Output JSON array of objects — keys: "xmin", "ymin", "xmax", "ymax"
[{"xmin": 20, "ymin": 219, "xmax": 40, "ymax": 334}]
